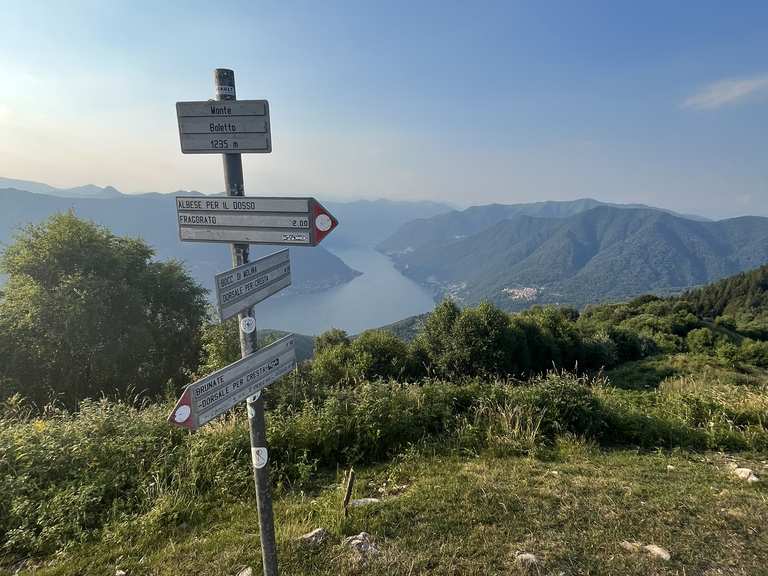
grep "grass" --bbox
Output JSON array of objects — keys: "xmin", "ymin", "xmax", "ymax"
[
  {"xmin": 11, "ymin": 442, "xmax": 767, "ymax": 576},
  {"xmin": 606, "ymin": 353, "xmax": 768, "ymax": 391},
  {"xmin": 3, "ymin": 363, "xmax": 767, "ymax": 574}
]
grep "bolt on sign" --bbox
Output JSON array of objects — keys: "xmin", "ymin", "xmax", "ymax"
[
  {"xmin": 175, "ymin": 195, "xmax": 338, "ymax": 246},
  {"xmin": 168, "ymin": 335, "xmax": 296, "ymax": 431},
  {"xmin": 176, "ymin": 100, "xmax": 271, "ymax": 153},
  {"xmin": 214, "ymin": 249, "xmax": 291, "ymax": 322}
]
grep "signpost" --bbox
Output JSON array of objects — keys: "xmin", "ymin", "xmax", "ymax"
[
  {"xmin": 176, "ymin": 100, "xmax": 271, "ymax": 153},
  {"xmin": 168, "ymin": 335, "xmax": 296, "ymax": 430},
  {"xmin": 168, "ymin": 68, "xmax": 337, "ymax": 576},
  {"xmin": 175, "ymin": 195, "xmax": 338, "ymax": 245},
  {"xmin": 214, "ymin": 249, "xmax": 291, "ymax": 322}
]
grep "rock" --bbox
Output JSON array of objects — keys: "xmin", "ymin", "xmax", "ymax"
[
  {"xmin": 342, "ymin": 532, "xmax": 380, "ymax": 556},
  {"xmin": 115, "ymin": 570, "xmax": 128, "ymax": 576},
  {"xmin": 620, "ymin": 541, "xmax": 642, "ymax": 553},
  {"xmin": 666, "ymin": 465, "xmax": 675, "ymax": 471},
  {"xmin": 349, "ymin": 497, "xmax": 381, "ymax": 508},
  {"xmin": 643, "ymin": 544, "xmax": 671, "ymax": 561},
  {"xmin": 235, "ymin": 568, "xmax": 253, "ymax": 576},
  {"xmin": 299, "ymin": 528, "xmax": 330, "ymax": 547},
  {"xmin": 733, "ymin": 468, "xmax": 760, "ymax": 483},
  {"xmin": 515, "ymin": 552, "xmax": 538, "ymax": 566}
]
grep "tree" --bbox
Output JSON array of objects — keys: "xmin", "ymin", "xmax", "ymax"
[
  {"xmin": 0, "ymin": 213, "xmax": 208, "ymax": 408},
  {"xmin": 411, "ymin": 300, "xmax": 461, "ymax": 377},
  {"xmin": 448, "ymin": 302, "xmax": 518, "ymax": 377},
  {"xmin": 350, "ymin": 330, "xmax": 411, "ymax": 381},
  {"xmin": 314, "ymin": 328, "xmax": 350, "ymax": 355}
]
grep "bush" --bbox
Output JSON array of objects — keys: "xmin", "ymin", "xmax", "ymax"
[
  {"xmin": 524, "ymin": 371, "xmax": 607, "ymax": 439},
  {"xmin": 736, "ymin": 339, "xmax": 768, "ymax": 368},
  {"xmin": 686, "ymin": 327, "xmax": 717, "ymax": 354},
  {"xmin": 350, "ymin": 330, "xmax": 413, "ymax": 381}
]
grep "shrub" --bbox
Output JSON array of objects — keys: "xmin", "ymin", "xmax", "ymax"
[
  {"xmin": 736, "ymin": 339, "xmax": 768, "ymax": 368},
  {"xmin": 314, "ymin": 328, "xmax": 350, "ymax": 354},
  {"xmin": 524, "ymin": 371, "xmax": 607, "ymax": 439},
  {"xmin": 349, "ymin": 330, "xmax": 412, "ymax": 381},
  {"xmin": 686, "ymin": 327, "xmax": 717, "ymax": 354}
]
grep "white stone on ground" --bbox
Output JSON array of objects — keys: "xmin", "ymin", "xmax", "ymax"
[
  {"xmin": 619, "ymin": 541, "xmax": 670, "ymax": 561},
  {"xmin": 643, "ymin": 544, "xmax": 671, "ymax": 561},
  {"xmin": 349, "ymin": 497, "xmax": 381, "ymax": 507},
  {"xmin": 515, "ymin": 552, "xmax": 538, "ymax": 566},
  {"xmin": 236, "ymin": 567, "xmax": 253, "ymax": 576},
  {"xmin": 342, "ymin": 532, "xmax": 380, "ymax": 556},
  {"xmin": 733, "ymin": 467, "xmax": 760, "ymax": 483},
  {"xmin": 299, "ymin": 528, "xmax": 330, "ymax": 547},
  {"xmin": 619, "ymin": 541, "xmax": 641, "ymax": 553}
]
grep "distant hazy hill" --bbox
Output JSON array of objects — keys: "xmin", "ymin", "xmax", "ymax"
[
  {"xmin": 386, "ymin": 206, "xmax": 768, "ymax": 309},
  {"xmin": 0, "ymin": 177, "xmax": 122, "ymax": 199},
  {"xmin": 322, "ymin": 199, "xmax": 450, "ymax": 248},
  {"xmin": 378, "ymin": 198, "xmax": 708, "ymax": 255},
  {"xmin": 0, "ymin": 188, "xmax": 359, "ymax": 295}
]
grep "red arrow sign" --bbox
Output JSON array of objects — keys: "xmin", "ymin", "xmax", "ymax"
[{"xmin": 176, "ymin": 196, "xmax": 339, "ymax": 246}]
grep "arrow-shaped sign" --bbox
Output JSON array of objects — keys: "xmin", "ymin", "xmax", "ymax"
[
  {"xmin": 214, "ymin": 249, "xmax": 291, "ymax": 322},
  {"xmin": 175, "ymin": 196, "xmax": 338, "ymax": 246},
  {"xmin": 168, "ymin": 335, "xmax": 296, "ymax": 430}
]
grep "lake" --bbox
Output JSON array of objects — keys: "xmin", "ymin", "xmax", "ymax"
[{"xmin": 252, "ymin": 247, "xmax": 436, "ymax": 335}]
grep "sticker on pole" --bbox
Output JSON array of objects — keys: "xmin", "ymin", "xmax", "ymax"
[
  {"xmin": 240, "ymin": 316, "xmax": 256, "ymax": 334},
  {"xmin": 252, "ymin": 447, "xmax": 268, "ymax": 469}
]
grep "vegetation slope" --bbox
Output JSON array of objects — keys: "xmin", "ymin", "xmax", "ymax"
[
  {"xmin": 1, "ymin": 215, "xmax": 767, "ymax": 575},
  {"xmin": 382, "ymin": 205, "xmax": 768, "ymax": 310}
]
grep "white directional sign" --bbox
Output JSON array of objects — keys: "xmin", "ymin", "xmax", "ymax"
[
  {"xmin": 215, "ymin": 250, "xmax": 291, "ymax": 322},
  {"xmin": 176, "ymin": 195, "xmax": 338, "ymax": 245},
  {"xmin": 176, "ymin": 100, "xmax": 271, "ymax": 154},
  {"xmin": 168, "ymin": 335, "xmax": 296, "ymax": 430}
]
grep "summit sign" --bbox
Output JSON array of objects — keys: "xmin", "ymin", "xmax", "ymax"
[{"xmin": 176, "ymin": 100, "xmax": 271, "ymax": 153}]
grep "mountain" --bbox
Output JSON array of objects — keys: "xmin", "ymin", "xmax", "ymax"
[
  {"xmin": 0, "ymin": 188, "xmax": 359, "ymax": 295},
  {"xmin": 0, "ymin": 177, "xmax": 122, "ymax": 199},
  {"xmin": 386, "ymin": 206, "xmax": 768, "ymax": 309},
  {"xmin": 377, "ymin": 198, "xmax": 709, "ymax": 255},
  {"xmin": 322, "ymin": 199, "xmax": 450, "ymax": 248},
  {"xmin": 1, "ymin": 177, "xmax": 451, "ymax": 247}
]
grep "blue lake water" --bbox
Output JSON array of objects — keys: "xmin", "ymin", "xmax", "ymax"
[{"xmin": 252, "ymin": 247, "xmax": 436, "ymax": 335}]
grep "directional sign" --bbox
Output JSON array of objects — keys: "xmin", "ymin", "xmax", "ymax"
[
  {"xmin": 215, "ymin": 249, "xmax": 291, "ymax": 322},
  {"xmin": 168, "ymin": 335, "xmax": 296, "ymax": 430},
  {"xmin": 176, "ymin": 100, "xmax": 271, "ymax": 154},
  {"xmin": 176, "ymin": 195, "xmax": 338, "ymax": 245}
]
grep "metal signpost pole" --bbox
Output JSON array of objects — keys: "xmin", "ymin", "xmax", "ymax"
[{"xmin": 214, "ymin": 68, "xmax": 279, "ymax": 576}]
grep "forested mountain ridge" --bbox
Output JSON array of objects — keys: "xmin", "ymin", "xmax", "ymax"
[
  {"xmin": 681, "ymin": 264, "xmax": 768, "ymax": 338},
  {"xmin": 384, "ymin": 206, "xmax": 768, "ymax": 309},
  {"xmin": 377, "ymin": 198, "xmax": 709, "ymax": 255}
]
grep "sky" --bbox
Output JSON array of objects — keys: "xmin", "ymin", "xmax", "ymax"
[{"xmin": 1, "ymin": 0, "xmax": 767, "ymax": 218}]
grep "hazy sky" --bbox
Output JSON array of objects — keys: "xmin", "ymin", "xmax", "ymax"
[{"xmin": 1, "ymin": 1, "xmax": 767, "ymax": 217}]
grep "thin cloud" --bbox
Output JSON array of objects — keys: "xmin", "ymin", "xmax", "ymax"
[{"xmin": 683, "ymin": 74, "xmax": 768, "ymax": 110}]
